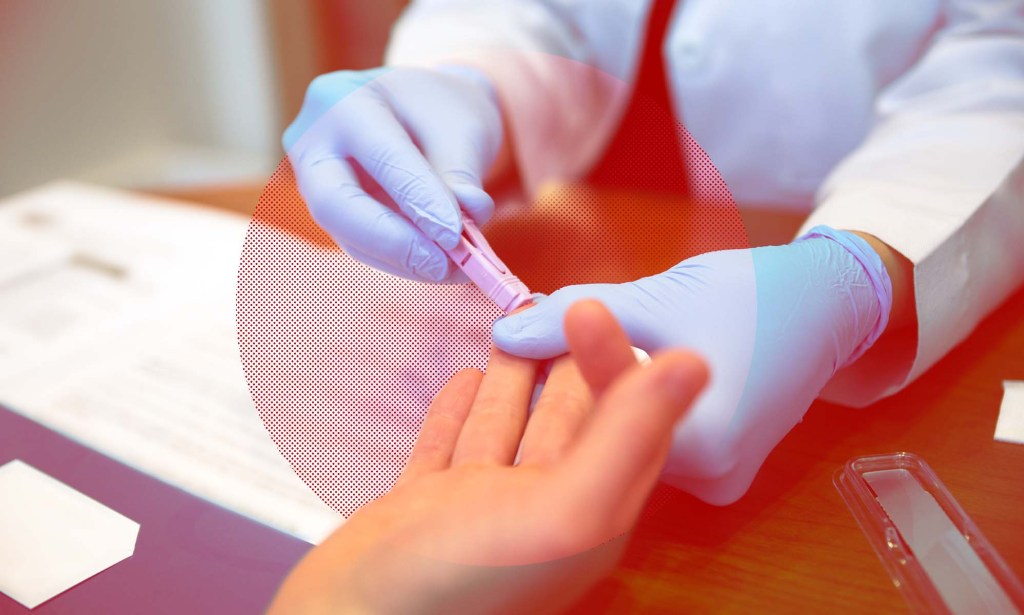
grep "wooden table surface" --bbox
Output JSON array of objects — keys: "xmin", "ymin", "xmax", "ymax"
[{"xmin": 151, "ymin": 181, "xmax": 1024, "ymax": 613}]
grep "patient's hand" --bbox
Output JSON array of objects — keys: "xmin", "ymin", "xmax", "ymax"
[{"xmin": 268, "ymin": 300, "xmax": 707, "ymax": 614}]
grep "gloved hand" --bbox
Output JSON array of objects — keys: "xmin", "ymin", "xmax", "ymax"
[
  {"xmin": 492, "ymin": 226, "xmax": 893, "ymax": 504},
  {"xmin": 284, "ymin": 66, "xmax": 504, "ymax": 282}
]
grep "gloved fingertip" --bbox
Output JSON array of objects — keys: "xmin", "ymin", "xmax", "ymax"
[
  {"xmin": 414, "ymin": 199, "xmax": 463, "ymax": 250},
  {"xmin": 449, "ymin": 181, "xmax": 487, "ymax": 199},
  {"xmin": 491, "ymin": 312, "xmax": 567, "ymax": 359},
  {"xmin": 436, "ymin": 226, "xmax": 461, "ymax": 251},
  {"xmin": 408, "ymin": 238, "xmax": 452, "ymax": 282},
  {"xmin": 451, "ymin": 183, "xmax": 494, "ymax": 223},
  {"xmin": 425, "ymin": 257, "xmax": 451, "ymax": 282},
  {"xmin": 491, "ymin": 313, "xmax": 521, "ymax": 340},
  {"xmin": 492, "ymin": 314, "xmax": 530, "ymax": 352}
]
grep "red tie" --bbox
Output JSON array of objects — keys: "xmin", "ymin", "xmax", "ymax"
[{"xmin": 587, "ymin": 0, "xmax": 685, "ymax": 194}]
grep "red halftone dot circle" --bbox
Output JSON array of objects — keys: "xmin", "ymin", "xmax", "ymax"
[{"xmin": 236, "ymin": 91, "xmax": 748, "ymax": 519}]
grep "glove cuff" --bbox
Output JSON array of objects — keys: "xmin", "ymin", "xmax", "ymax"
[{"xmin": 796, "ymin": 225, "xmax": 894, "ymax": 369}]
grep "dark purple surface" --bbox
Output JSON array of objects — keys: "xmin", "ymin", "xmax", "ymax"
[{"xmin": 0, "ymin": 405, "xmax": 311, "ymax": 615}]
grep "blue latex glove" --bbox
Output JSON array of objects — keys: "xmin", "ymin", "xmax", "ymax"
[
  {"xmin": 284, "ymin": 66, "xmax": 504, "ymax": 282},
  {"xmin": 493, "ymin": 226, "xmax": 893, "ymax": 504}
]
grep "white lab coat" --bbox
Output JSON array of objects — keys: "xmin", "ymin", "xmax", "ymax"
[{"xmin": 385, "ymin": 0, "xmax": 1024, "ymax": 406}]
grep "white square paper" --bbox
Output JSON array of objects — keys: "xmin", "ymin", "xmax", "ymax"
[
  {"xmin": 994, "ymin": 381, "xmax": 1024, "ymax": 445},
  {"xmin": 0, "ymin": 460, "xmax": 140, "ymax": 608}
]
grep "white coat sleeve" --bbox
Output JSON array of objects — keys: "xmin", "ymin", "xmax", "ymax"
[
  {"xmin": 799, "ymin": 1, "xmax": 1024, "ymax": 407},
  {"xmin": 384, "ymin": 0, "xmax": 649, "ymax": 195}
]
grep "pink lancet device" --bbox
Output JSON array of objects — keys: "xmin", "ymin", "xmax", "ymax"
[{"xmin": 442, "ymin": 218, "xmax": 532, "ymax": 313}]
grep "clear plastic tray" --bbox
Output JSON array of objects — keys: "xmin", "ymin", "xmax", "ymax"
[{"xmin": 835, "ymin": 452, "xmax": 1024, "ymax": 614}]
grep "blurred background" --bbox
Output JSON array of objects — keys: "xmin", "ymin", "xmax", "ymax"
[{"xmin": 0, "ymin": 0, "xmax": 408, "ymax": 198}]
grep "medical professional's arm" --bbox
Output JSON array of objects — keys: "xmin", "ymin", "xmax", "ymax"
[
  {"xmin": 267, "ymin": 301, "xmax": 707, "ymax": 614},
  {"xmin": 800, "ymin": 2, "xmax": 1024, "ymax": 406},
  {"xmin": 852, "ymin": 232, "xmax": 915, "ymax": 332},
  {"xmin": 385, "ymin": 0, "xmax": 649, "ymax": 195}
]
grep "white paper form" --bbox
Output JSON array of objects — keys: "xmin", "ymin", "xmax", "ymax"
[
  {"xmin": 0, "ymin": 460, "xmax": 139, "ymax": 609},
  {"xmin": 0, "ymin": 182, "xmax": 341, "ymax": 544}
]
